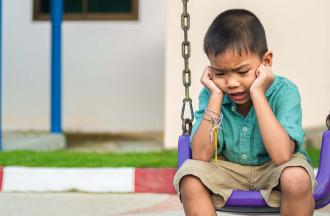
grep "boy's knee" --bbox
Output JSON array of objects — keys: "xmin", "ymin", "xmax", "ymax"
[
  {"xmin": 280, "ymin": 167, "xmax": 311, "ymax": 196},
  {"xmin": 179, "ymin": 175, "xmax": 209, "ymax": 198}
]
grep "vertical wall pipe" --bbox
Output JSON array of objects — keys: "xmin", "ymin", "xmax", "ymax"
[{"xmin": 50, "ymin": 0, "xmax": 62, "ymax": 133}]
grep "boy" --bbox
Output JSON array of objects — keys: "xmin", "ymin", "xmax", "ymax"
[{"xmin": 173, "ymin": 9, "xmax": 317, "ymax": 216}]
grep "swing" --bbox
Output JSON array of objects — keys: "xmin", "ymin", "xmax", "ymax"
[{"xmin": 177, "ymin": 0, "xmax": 330, "ymax": 213}]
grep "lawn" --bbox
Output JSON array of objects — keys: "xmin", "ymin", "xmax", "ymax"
[
  {"xmin": 0, "ymin": 149, "xmax": 178, "ymax": 168},
  {"xmin": 0, "ymin": 147, "xmax": 320, "ymax": 168}
]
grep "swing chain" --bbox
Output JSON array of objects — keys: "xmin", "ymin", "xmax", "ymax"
[{"xmin": 181, "ymin": 0, "xmax": 194, "ymax": 135}]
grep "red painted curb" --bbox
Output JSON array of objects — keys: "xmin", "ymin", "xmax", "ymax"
[
  {"xmin": 135, "ymin": 168, "xmax": 176, "ymax": 194},
  {"xmin": 0, "ymin": 167, "xmax": 3, "ymax": 192}
]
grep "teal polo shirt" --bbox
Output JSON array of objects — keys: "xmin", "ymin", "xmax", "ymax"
[{"xmin": 190, "ymin": 75, "xmax": 311, "ymax": 165}]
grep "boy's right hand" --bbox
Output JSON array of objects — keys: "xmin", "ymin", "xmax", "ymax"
[{"xmin": 200, "ymin": 66, "xmax": 224, "ymax": 96}]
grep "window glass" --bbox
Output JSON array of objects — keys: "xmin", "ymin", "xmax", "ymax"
[
  {"xmin": 88, "ymin": 0, "xmax": 132, "ymax": 13},
  {"xmin": 39, "ymin": 0, "xmax": 50, "ymax": 13},
  {"xmin": 64, "ymin": 0, "xmax": 83, "ymax": 13}
]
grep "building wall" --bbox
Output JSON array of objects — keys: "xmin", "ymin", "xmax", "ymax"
[
  {"xmin": 165, "ymin": 0, "xmax": 330, "ymax": 148},
  {"xmin": 3, "ymin": 0, "xmax": 165, "ymax": 132}
]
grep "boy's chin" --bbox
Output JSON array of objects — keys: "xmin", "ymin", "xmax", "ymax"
[{"xmin": 235, "ymin": 101, "xmax": 249, "ymax": 105}]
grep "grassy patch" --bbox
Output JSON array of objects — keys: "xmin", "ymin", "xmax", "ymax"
[
  {"xmin": 306, "ymin": 147, "xmax": 320, "ymax": 168},
  {"xmin": 0, "ymin": 150, "xmax": 177, "ymax": 168},
  {"xmin": 0, "ymin": 147, "xmax": 320, "ymax": 168}
]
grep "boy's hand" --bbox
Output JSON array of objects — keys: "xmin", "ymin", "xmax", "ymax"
[
  {"xmin": 201, "ymin": 66, "xmax": 224, "ymax": 96},
  {"xmin": 250, "ymin": 64, "xmax": 274, "ymax": 95}
]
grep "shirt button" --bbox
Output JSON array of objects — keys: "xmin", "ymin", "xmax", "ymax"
[
  {"xmin": 241, "ymin": 154, "xmax": 248, "ymax": 160},
  {"xmin": 242, "ymin": 127, "xmax": 248, "ymax": 132}
]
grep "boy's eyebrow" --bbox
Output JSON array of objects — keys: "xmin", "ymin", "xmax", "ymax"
[{"xmin": 210, "ymin": 63, "xmax": 250, "ymax": 72}]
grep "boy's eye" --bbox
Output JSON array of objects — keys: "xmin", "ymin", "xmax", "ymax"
[
  {"xmin": 212, "ymin": 69, "xmax": 225, "ymax": 76},
  {"xmin": 238, "ymin": 70, "xmax": 249, "ymax": 74},
  {"xmin": 214, "ymin": 72, "xmax": 224, "ymax": 76}
]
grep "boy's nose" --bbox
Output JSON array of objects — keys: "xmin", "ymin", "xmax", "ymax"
[{"xmin": 226, "ymin": 77, "xmax": 240, "ymax": 88}]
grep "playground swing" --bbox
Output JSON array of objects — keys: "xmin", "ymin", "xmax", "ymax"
[{"xmin": 177, "ymin": 0, "xmax": 330, "ymax": 213}]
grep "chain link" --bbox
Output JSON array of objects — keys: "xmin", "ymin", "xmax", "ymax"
[{"xmin": 181, "ymin": 0, "xmax": 194, "ymax": 135}]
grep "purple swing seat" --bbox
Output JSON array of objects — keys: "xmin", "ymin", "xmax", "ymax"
[{"xmin": 177, "ymin": 129, "xmax": 330, "ymax": 212}]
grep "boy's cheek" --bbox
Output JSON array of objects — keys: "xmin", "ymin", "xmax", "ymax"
[{"xmin": 214, "ymin": 82, "xmax": 226, "ymax": 92}]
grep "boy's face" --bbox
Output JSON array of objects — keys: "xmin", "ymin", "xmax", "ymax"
[{"xmin": 208, "ymin": 50, "xmax": 271, "ymax": 108}]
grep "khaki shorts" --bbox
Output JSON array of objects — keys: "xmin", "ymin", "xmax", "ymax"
[{"xmin": 173, "ymin": 153, "xmax": 317, "ymax": 208}]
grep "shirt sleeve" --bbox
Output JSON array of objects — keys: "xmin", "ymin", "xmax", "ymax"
[
  {"xmin": 275, "ymin": 86, "xmax": 304, "ymax": 145},
  {"xmin": 189, "ymin": 88, "xmax": 210, "ymax": 147}
]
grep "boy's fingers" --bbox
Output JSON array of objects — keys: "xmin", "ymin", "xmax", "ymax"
[
  {"xmin": 209, "ymin": 70, "xmax": 214, "ymax": 79},
  {"xmin": 267, "ymin": 65, "xmax": 273, "ymax": 74},
  {"xmin": 257, "ymin": 64, "xmax": 271, "ymax": 76},
  {"xmin": 201, "ymin": 66, "xmax": 213, "ymax": 82},
  {"xmin": 255, "ymin": 64, "xmax": 263, "ymax": 77},
  {"xmin": 204, "ymin": 66, "xmax": 213, "ymax": 76}
]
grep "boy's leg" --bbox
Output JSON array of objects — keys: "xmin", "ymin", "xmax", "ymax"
[
  {"xmin": 179, "ymin": 175, "xmax": 217, "ymax": 216},
  {"xmin": 279, "ymin": 167, "xmax": 314, "ymax": 216}
]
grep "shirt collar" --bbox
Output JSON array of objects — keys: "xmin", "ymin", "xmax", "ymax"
[{"xmin": 222, "ymin": 75, "xmax": 279, "ymax": 105}]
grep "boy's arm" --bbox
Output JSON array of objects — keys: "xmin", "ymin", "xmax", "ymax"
[
  {"xmin": 191, "ymin": 93, "xmax": 223, "ymax": 161},
  {"xmin": 191, "ymin": 66, "xmax": 224, "ymax": 162},
  {"xmin": 250, "ymin": 65, "xmax": 295, "ymax": 165},
  {"xmin": 251, "ymin": 91, "xmax": 295, "ymax": 165}
]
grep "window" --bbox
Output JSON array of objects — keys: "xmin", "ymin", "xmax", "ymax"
[{"xmin": 33, "ymin": 0, "xmax": 139, "ymax": 21}]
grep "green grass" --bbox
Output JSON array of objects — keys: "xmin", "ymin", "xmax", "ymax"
[
  {"xmin": 0, "ymin": 148, "xmax": 320, "ymax": 168},
  {"xmin": 306, "ymin": 147, "xmax": 320, "ymax": 168},
  {"xmin": 0, "ymin": 150, "xmax": 178, "ymax": 168}
]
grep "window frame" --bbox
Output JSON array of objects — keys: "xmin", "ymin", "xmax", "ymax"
[{"xmin": 33, "ymin": 0, "xmax": 139, "ymax": 21}]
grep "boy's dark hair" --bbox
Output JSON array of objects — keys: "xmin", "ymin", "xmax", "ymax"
[{"xmin": 204, "ymin": 9, "xmax": 268, "ymax": 58}]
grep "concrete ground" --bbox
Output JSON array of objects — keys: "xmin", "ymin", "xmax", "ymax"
[{"xmin": 0, "ymin": 192, "xmax": 329, "ymax": 216}]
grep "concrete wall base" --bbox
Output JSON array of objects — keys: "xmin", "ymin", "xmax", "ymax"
[{"xmin": 3, "ymin": 132, "xmax": 66, "ymax": 151}]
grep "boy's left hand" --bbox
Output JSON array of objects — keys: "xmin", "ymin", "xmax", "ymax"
[{"xmin": 249, "ymin": 64, "xmax": 275, "ymax": 95}]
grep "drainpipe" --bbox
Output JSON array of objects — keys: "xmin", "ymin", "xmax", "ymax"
[{"xmin": 50, "ymin": 0, "xmax": 63, "ymax": 133}]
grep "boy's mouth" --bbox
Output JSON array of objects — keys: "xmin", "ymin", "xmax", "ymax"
[{"xmin": 229, "ymin": 92, "xmax": 246, "ymax": 101}]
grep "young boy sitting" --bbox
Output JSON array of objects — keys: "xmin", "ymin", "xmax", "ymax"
[{"xmin": 173, "ymin": 9, "xmax": 317, "ymax": 216}]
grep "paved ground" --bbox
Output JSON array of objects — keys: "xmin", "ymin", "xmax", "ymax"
[{"xmin": 0, "ymin": 192, "xmax": 329, "ymax": 216}]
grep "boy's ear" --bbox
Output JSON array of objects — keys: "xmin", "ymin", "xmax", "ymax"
[{"xmin": 262, "ymin": 51, "xmax": 273, "ymax": 66}]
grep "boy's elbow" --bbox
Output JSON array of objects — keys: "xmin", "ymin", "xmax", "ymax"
[
  {"xmin": 191, "ymin": 139, "xmax": 213, "ymax": 162},
  {"xmin": 192, "ymin": 155, "xmax": 212, "ymax": 162},
  {"xmin": 192, "ymin": 148, "xmax": 213, "ymax": 162},
  {"xmin": 272, "ymin": 153, "xmax": 293, "ymax": 166}
]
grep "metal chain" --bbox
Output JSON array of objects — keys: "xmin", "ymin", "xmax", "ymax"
[{"xmin": 181, "ymin": 0, "xmax": 194, "ymax": 135}]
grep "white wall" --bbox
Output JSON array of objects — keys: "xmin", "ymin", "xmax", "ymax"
[
  {"xmin": 4, "ymin": 0, "xmax": 165, "ymax": 132},
  {"xmin": 165, "ymin": 0, "xmax": 330, "ymax": 148}
]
